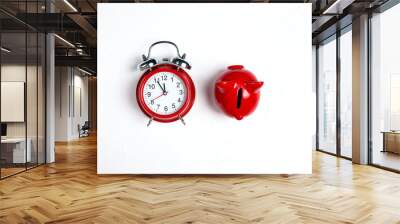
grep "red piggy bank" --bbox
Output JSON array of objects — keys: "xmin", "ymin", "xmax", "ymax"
[{"xmin": 215, "ymin": 65, "xmax": 264, "ymax": 120}]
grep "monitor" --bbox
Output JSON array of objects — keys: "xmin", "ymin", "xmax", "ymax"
[{"xmin": 1, "ymin": 123, "xmax": 7, "ymax": 137}]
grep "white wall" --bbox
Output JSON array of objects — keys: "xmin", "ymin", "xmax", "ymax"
[
  {"xmin": 98, "ymin": 4, "xmax": 312, "ymax": 174},
  {"xmin": 55, "ymin": 67, "xmax": 69, "ymax": 141},
  {"xmin": 55, "ymin": 67, "xmax": 89, "ymax": 141},
  {"xmin": 71, "ymin": 73, "xmax": 89, "ymax": 138}
]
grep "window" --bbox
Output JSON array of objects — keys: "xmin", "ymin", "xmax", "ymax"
[
  {"xmin": 318, "ymin": 36, "xmax": 337, "ymax": 154},
  {"xmin": 370, "ymin": 3, "xmax": 400, "ymax": 171},
  {"xmin": 340, "ymin": 28, "xmax": 352, "ymax": 158}
]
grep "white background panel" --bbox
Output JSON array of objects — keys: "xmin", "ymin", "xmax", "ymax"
[{"xmin": 98, "ymin": 3, "xmax": 312, "ymax": 174}]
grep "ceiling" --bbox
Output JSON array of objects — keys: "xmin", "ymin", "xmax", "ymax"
[{"xmin": 0, "ymin": 0, "xmax": 393, "ymax": 74}]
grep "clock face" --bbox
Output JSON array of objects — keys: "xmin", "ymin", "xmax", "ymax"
[{"xmin": 143, "ymin": 71, "xmax": 187, "ymax": 115}]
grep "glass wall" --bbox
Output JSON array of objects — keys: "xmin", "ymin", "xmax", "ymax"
[
  {"xmin": 0, "ymin": 2, "xmax": 46, "ymax": 179},
  {"xmin": 318, "ymin": 36, "xmax": 337, "ymax": 154},
  {"xmin": 371, "ymin": 3, "xmax": 400, "ymax": 171},
  {"xmin": 0, "ymin": 31, "xmax": 28, "ymax": 177},
  {"xmin": 340, "ymin": 28, "xmax": 352, "ymax": 158}
]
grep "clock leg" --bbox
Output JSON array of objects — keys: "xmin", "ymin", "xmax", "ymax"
[
  {"xmin": 147, "ymin": 117, "xmax": 154, "ymax": 127},
  {"xmin": 179, "ymin": 116, "xmax": 186, "ymax": 126}
]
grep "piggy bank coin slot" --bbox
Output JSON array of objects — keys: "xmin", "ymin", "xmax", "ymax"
[{"xmin": 237, "ymin": 88, "xmax": 243, "ymax": 109}]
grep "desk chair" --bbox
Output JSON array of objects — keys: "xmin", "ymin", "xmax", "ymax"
[{"xmin": 79, "ymin": 121, "xmax": 90, "ymax": 138}]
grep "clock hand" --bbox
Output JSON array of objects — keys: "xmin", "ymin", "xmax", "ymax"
[
  {"xmin": 151, "ymin": 93, "xmax": 164, "ymax": 101},
  {"xmin": 157, "ymin": 81, "xmax": 165, "ymax": 93},
  {"xmin": 163, "ymin": 83, "xmax": 166, "ymax": 93}
]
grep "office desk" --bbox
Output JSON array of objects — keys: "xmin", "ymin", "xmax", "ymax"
[
  {"xmin": 382, "ymin": 131, "xmax": 400, "ymax": 154},
  {"xmin": 1, "ymin": 138, "xmax": 31, "ymax": 163}
]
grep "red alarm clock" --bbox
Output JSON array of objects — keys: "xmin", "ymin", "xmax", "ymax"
[{"xmin": 136, "ymin": 41, "xmax": 195, "ymax": 126}]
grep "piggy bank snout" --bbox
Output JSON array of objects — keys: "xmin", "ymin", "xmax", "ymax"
[{"xmin": 245, "ymin": 81, "xmax": 264, "ymax": 92}]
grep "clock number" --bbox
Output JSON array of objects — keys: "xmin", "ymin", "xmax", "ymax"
[{"xmin": 143, "ymin": 72, "xmax": 189, "ymax": 116}]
